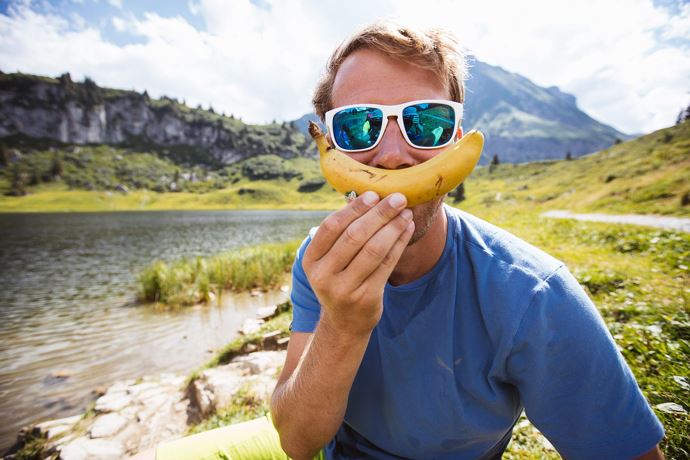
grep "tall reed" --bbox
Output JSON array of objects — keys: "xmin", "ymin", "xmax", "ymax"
[{"xmin": 138, "ymin": 240, "xmax": 301, "ymax": 306}]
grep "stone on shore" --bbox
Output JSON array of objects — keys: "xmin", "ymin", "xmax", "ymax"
[
  {"xmin": 35, "ymin": 415, "xmax": 82, "ymax": 440},
  {"xmin": 256, "ymin": 305, "xmax": 278, "ymax": 320},
  {"xmin": 239, "ymin": 318, "xmax": 264, "ymax": 335},
  {"xmin": 89, "ymin": 413, "xmax": 127, "ymax": 438},
  {"xmin": 187, "ymin": 350, "xmax": 285, "ymax": 421},
  {"xmin": 60, "ymin": 438, "xmax": 125, "ymax": 460}
]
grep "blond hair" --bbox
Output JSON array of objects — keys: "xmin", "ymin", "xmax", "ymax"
[{"xmin": 312, "ymin": 20, "xmax": 467, "ymax": 120}]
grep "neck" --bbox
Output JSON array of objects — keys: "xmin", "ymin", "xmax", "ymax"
[{"xmin": 389, "ymin": 204, "xmax": 448, "ymax": 286}]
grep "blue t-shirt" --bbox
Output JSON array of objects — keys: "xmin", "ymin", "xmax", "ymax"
[{"xmin": 290, "ymin": 204, "xmax": 664, "ymax": 460}]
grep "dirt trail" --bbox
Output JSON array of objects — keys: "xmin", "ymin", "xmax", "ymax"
[{"xmin": 542, "ymin": 210, "xmax": 690, "ymax": 233}]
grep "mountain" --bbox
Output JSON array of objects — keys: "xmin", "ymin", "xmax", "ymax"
[
  {"xmin": 0, "ymin": 72, "xmax": 314, "ymax": 166},
  {"xmin": 463, "ymin": 59, "xmax": 627, "ymax": 163},
  {"xmin": 292, "ymin": 58, "xmax": 627, "ymax": 164}
]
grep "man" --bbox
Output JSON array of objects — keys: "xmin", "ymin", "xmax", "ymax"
[{"xmin": 270, "ymin": 20, "xmax": 665, "ymax": 460}]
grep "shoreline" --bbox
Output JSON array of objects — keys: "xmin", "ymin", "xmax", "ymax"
[
  {"xmin": 4, "ymin": 297, "xmax": 293, "ymax": 460},
  {"xmin": 0, "ymin": 204, "xmax": 339, "ymax": 214},
  {"xmin": 0, "ymin": 185, "xmax": 344, "ymax": 214}
]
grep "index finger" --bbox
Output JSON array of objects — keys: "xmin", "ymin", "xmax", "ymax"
[{"xmin": 305, "ymin": 191, "xmax": 380, "ymax": 262}]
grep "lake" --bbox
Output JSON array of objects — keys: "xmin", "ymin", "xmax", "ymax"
[{"xmin": 0, "ymin": 210, "xmax": 329, "ymax": 452}]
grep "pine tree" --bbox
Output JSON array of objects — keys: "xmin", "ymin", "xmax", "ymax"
[
  {"xmin": 29, "ymin": 164, "xmax": 40, "ymax": 185},
  {"xmin": 0, "ymin": 143, "xmax": 8, "ymax": 167},
  {"xmin": 677, "ymin": 102, "xmax": 690, "ymax": 124},
  {"xmin": 450, "ymin": 182, "xmax": 466, "ymax": 202},
  {"xmin": 50, "ymin": 153, "xmax": 63, "ymax": 180},
  {"xmin": 8, "ymin": 163, "xmax": 26, "ymax": 196},
  {"xmin": 489, "ymin": 153, "xmax": 500, "ymax": 174}
]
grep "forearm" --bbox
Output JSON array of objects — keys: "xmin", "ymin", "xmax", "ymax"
[{"xmin": 271, "ymin": 318, "xmax": 371, "ymax": 459}]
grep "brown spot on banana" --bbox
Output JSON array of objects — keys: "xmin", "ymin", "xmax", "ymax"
[{"xmin": 435, "ymin": 175, "xmax": 443, "ymax": 195}]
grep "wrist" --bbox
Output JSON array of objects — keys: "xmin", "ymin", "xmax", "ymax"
[{"xmin": 318, "ymin": 311, "xmax": 374, "ymax": 344}]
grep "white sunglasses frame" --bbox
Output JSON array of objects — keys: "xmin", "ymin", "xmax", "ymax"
[{"xmin": 324, "ymin": 99, "xmax": 464, "ymax": 153}]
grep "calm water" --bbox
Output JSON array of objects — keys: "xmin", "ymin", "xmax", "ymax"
[{"xmin": 0, "ymin": 210, "xmax": 329, "ymax": 452}]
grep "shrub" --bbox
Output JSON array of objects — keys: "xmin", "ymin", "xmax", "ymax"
[{"xmin": 298, "ymin": 177, "xmax": 326, "ymax": 193}]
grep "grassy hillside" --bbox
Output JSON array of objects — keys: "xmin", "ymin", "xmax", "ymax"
[
  {"xmin": 0, "ymin": 146, "xmax": 343, "ymax": 211},
  {"xmin": 463, "ymin": 119, "xmax": 690, "ymax": 217},
  {"xmin": 0, "ymin": 120, "xmax": 688, "ymax": 214}
]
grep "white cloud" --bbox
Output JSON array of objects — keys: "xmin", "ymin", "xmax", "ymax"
[
  {"xmin": 108, "ymin": 0, "xmax": 122, "ymax": 9},
  {"xmin": 0, "ymin": 0, "xmax": 688, "ymax": 133}
]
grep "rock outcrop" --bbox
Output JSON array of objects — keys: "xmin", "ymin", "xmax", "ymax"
[{"xmin": 0, "ymin": 72, "xmax": 312, "ymax": 165}]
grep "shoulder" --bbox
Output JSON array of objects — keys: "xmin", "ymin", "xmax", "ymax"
[
  {"xmin": 443, "ymin": 205, "xmax": 577, "ymax": 347},
  {"xmin": 445, "ymin": 205, "xmax": 563, "ymax": 282}
]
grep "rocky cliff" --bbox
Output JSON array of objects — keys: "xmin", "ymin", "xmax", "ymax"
[{"xmin": 0, "ymin": 72, "xmax": 312, "ymax": 166}]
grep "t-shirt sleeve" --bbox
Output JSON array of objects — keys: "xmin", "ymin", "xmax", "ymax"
[
  {"xmin": 289, "ymin": 231, "xmax": 322, "ymax": 333},
  {"xmin": 506, "ymin": 266, "xmax": 664, "ymax": 460}
]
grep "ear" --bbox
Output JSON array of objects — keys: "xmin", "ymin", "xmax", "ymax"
[{"xmin": 456, "ymin": 126, "xmax": 463, "ymax": 140}]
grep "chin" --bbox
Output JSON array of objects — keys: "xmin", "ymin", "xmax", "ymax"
[{"xmin": 408, "ymin": 196, "xmax": 445, "ymax": 245}]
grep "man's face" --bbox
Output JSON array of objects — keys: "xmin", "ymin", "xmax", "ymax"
[{"xmin": 330, "ymin": 48, "xmax": 452, "ymax": 245}]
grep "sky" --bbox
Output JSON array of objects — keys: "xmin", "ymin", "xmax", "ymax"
[{"xmin": 0, "ymin": 0, "xmax": 689, "ymax": 135}]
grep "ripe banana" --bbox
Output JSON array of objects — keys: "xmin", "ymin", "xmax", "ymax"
[{"xmin": 308, "ymin": 121, "xmax": 484, "ymax": 207}]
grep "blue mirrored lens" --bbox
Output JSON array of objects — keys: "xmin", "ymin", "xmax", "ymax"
[
  {"xmin": 332, "ymin": 107, "xmax": 383, "ymax": 151},
  {"xmin": 402, "ymin": 103, "xmax": 455, "ymax": 147}
]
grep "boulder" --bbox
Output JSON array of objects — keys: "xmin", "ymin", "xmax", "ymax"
[
  {"xmin": 60, "ymin": 437, "xmax": 124, "ymax": 460},
  {"xmin": 256, "ymin": 305, "xmax": 277, "ymax": 320},
  {"xmin": 89, "ymin": 413, "xmax": 128, "ymax": 438},
  {"xmin": 35, "ymin": 414, "xmax": 82, "ymax": 440},
  {"xmin": 95, "ymin": 391, "xmax": 132, "ymax": 413},
  {"xmin": 187, "ymin": 351, "xmax": 286, "ymax": 420},
  {"xmin": 239, "ymin": 318, "xmax": 264, "ymax": 335}
]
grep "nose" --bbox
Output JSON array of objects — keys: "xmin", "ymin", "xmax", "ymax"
[{"xmin": 369, "ymin": 116, "xmax": 417, "ymax": 170}]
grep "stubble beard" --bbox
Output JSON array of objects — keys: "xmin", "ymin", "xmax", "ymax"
[{"xmin": 408, "ymin": 195, "xmax": 445, "ymax": 245}]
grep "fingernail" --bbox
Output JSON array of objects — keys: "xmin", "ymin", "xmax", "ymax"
[
  {"xmin": 401, "ymin": 209, "xmax": 413, "ymax": 220},
  {"xmin": 389, "ymin": 193, "xmax": 406, "ymax": 208},
  {"xmin": 362, "ymin": 191, "xmax": 378, "ymax": 206}
]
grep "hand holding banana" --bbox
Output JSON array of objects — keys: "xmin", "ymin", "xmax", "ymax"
[{"xmin": 308, "ymin": 121, "xmax": 484, "ymax": 207}]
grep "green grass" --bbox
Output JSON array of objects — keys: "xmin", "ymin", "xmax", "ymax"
[
  {"xmin": 0, "ymin": 180, "xmax": 344, "ymax": 212},
  {"xmin": 139, "ymin": 241, "xmax": 301, "ymax": 306}
]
